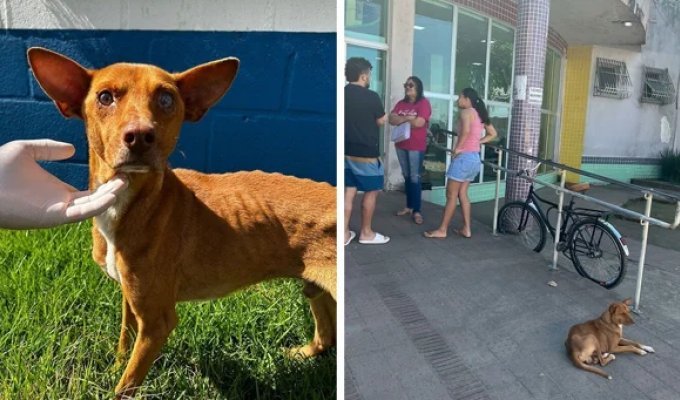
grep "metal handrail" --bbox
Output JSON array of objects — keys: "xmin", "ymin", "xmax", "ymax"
[
  {"xmin": 481, "ymin": 144, "xmax": 679, "ymax": 313},
  {"xmin": 429, "ymin": 126, "xmax": 680, "ymax": 201},
  {"xmin": 483, "ymin": 161, "xmax": 673, "ymax": 229},
  {"xmin": 430, "ymin": 124, "xmax": 679, "ymax": 311},
  {"xmin": 486, "ymin": 142, "xmax": 680, "ymax": 203}
]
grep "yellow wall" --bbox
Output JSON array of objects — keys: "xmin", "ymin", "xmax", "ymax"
[{"xmin": 559, "ymin": 46, "xmax": 592, "ymax": 183}]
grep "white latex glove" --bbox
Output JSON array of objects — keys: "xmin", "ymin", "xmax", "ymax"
[{"xmin": 0, "ymin": 139, "xmax": 127, "ymax": 229}]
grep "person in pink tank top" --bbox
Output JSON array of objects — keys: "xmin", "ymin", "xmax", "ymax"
[{"xmin": 424, "ymin": 87, "xmax": 497, "ymax": 239}]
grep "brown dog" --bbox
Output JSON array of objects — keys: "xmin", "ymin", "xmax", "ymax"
[
  {"xmin": 565, "ymin": 298, "xmax": 654, "ymax": 379},
  {"xmin": 27, "ymin": 47, "xmax": 336, "ymax": 398}
]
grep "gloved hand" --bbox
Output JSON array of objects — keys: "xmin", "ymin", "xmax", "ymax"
[{"xmin": 0, "ymin": 139, "xmax": 127, "ymax": 229}]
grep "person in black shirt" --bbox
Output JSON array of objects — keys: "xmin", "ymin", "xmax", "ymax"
[{"xmin": 344, "ymin": 57, "xmax": 390, "ymax": 245}]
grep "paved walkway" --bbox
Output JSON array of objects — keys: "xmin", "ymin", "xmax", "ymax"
[{"xmin": 345, "ymin": 186, "xmax": 680, "ymax": 400}]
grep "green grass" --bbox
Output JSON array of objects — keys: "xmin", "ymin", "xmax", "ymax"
[{"xmin": 0, "ymin": 222, "xmax": 335, "ymax": 399}]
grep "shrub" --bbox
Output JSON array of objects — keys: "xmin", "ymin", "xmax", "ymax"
[{"xmin": 659, "ymin": 148, "xmax": 680, "ymax": 183}]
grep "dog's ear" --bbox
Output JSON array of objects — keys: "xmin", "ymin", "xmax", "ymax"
[
  {"xmin": 27, "ymin": 47, "xmax": 92, "ymax": 119},
  {"xmin": 174, "ymin": 57, "xmax": 239, "ymax": 122},
  {"xmin": 622, "ymin": 298, "xmax": 633, "ymax": 306}
]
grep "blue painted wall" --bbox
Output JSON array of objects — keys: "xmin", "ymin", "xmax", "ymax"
[{"xmin": 0, "ymin": 30, "xmax": 336, "ymax": 188}]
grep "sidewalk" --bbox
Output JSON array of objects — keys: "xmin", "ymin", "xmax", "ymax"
[{"xmin": 345, "ymin": 186, "xmax": 680, "ymax": 400}]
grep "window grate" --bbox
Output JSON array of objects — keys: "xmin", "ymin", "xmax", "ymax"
[
  {"xmin": 641, "ymin": 66, "xmax": 676, "ymax": 105},
  {"xmin": 593, "ymin": 58, "xmax": 632, "ymax": 99}
]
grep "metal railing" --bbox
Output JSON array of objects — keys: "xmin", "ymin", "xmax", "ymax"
[
  {"xmin": 428, "ymin": 128, "xmax": 680, "ymax": 311},
  {"xmin": 484, "ymin": 143, "xmax": 680, "ymax": 312}
]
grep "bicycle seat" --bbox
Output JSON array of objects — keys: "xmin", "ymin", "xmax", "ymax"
[{"xmin": 566, "ymin": 182, "xmax": 590, "ymax": 193}]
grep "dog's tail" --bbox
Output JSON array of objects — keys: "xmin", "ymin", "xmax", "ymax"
[{"xmin": 567, "ymin": 348, "xmax": 612, "ymax": 380}]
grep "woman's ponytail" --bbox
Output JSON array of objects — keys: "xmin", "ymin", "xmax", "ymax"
[{"xmin": 462, "ymin": 87, "xmax": 490, "ymax": 125}]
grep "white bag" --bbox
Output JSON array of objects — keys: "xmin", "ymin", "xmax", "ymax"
[{"xmin": 390, "ymin": 122, "xmax": 411, "ymax": 143}]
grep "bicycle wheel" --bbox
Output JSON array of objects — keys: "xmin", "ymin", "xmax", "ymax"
[
  {"xmin": 497, "ymin": 202, "xmax": 546, "ymax": 252},
  {"xmin": 569, "ymin": 219, "xmax": 626, "ymax": 289}
]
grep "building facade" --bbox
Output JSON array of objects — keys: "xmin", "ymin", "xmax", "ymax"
[
  {"xmin": 345, "ymin": 0, "xmax": 680, "ymax": 204},
  {"xmin": 0, "ymin": 0, "xmax": 337, "ymax": 189}
]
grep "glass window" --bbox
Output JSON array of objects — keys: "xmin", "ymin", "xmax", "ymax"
[
  {"xmin": 413, "ymin": 0, "xmax": 454, "ymax": 94},
  {"xmin": 423, "ymin": 98, "xmax": 451, "ymax": 188},
  {"xmin": 454, "ymin": 11, "xmax": 488, "ymax": 96},
  {"xmin": 593, "ymin": 58, "xmax": 632, "ymax": 99},
  {"xmin": 347, "ymin": 45, "xmax": 387, "ymax": 154},
  {"xmin": 345, "ymin": 0, "xmax": 388, "ymax": 43},
  {"xmin": 539, "ymin": 113, "xmax": 556, "ymax": 162},
  {"xmin": 488, "ymin": 23, "xmax": 514, "ymax": 103},
  {"xmin": 542, "ymin": 49, "xmax": 560, "ymax": 112},
  {"xmin": 539, "ymin": 48, "xmax": 562, "ymax": 172},
  {"xmin": 641, "ymin": 66, "xmax": 676, "ymax": 105},
  {"xmin": 346, "ymin": 45, "xmax": 386, "ymax": 102},
  {"xmin": 483, "ymin": 105, "xmax": 510, "ymax": 182}
]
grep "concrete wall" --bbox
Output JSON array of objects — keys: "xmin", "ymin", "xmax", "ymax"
[
  {"xmin": 0, "ymin": 0, "xmax": 336, "ymax": 188},
  {"xmin": 583, "ymin": 4, "xmax": 680, "ymax": 159},
  {"xmin": 0, "ymin": 0, "xmax": 335, "ymax": 32}
]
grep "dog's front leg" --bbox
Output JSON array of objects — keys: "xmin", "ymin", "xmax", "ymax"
[
  {"xmin": 619, "ymin": 338, "xmax": 655, "ymax": 354},
  {"xmin": 288, "ymin": 282, "xmax": 336, "ymax": 358},
  {"xmin": 610, "ymin": 344, "xmax": 649, "ymax": 356},
  {"xmin": 115, "ymin": 295, "xmax": 138, "ymax": 367},
  {"xmin": 114, "ymin": 306, "xmax": 178, "ymax": 399}
]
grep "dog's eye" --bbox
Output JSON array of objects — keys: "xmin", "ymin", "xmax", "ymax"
[
  {"xmin": 98, "ymin": 91, "xmax": 114, "ymax": 106},
  {"xmin": 158, "ymin": 92, "xmax": 174, "ymax": 109}
]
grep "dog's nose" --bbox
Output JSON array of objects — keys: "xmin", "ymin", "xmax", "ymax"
[{"xmin": 122, "ymin": 125, "xmax": 155, "ymax": 153}]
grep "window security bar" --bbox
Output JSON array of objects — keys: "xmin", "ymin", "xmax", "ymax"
[
  {"xmin": 641, "ymin": 66, "xmax": 676, "ymax": 105},
  {"xmin": 593, "ymin": 58, "xmax": 632, "ymax": 99}
]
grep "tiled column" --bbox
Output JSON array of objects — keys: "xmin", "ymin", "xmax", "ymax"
[{"xmin": 505, "ymin": 0, "xmax": 550, "ymax": 201}]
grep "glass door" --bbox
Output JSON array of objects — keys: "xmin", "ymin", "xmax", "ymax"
[
  {"xmin": 346, "ymin": 45, "xmax": 387, "ymax": 154},
  {"xmin": 413, "ymin": 0, "xmax": 454, "ymax": 187}
]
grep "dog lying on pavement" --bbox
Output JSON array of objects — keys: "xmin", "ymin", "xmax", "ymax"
[
  {"xmin": 565, "ymin": 298, "xmax": 654, "ymax": 379},
  {"xmin": 28, "ymin": 47, "xmax": 336, "ymax": 398}
]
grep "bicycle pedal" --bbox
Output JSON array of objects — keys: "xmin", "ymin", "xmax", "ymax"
[{"xmin": 556, "ymin": 242, "xmax": 567, "ymax": 252}]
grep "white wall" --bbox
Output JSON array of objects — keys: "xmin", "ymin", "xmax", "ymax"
[
  {"xmin": 583, "ymin": 6, "xmax": 680, "ymax": 158},
  {"xmin": 0, "ymin": 0, "xmax": 336, "ymax": 32}
]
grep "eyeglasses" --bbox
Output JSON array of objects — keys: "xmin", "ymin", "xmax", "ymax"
[{"xmin": 403, "ymin": 83, "xmax": 415, "ymax": 89}]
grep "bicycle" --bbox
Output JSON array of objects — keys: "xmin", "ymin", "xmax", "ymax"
[{"xmin": 496, "ymin": 172, "xmax": 630, "ymax": 289}]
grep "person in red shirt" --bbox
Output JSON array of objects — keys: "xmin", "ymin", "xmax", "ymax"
[{"xmin": 388, "ymin": 76, "xmax": 431, "ymax": 225}]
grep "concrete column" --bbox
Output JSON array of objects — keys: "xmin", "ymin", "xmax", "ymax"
[
  {"xmin": 385, "ymin": 0, "xmax": 416, "ymax": 190},
  {"xmin": 505, "ymin": 0, "xmax": 550, "ymax": 201}
]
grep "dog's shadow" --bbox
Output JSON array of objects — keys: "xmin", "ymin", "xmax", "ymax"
[
  {"xmin": 203, "ymin": 346, "xmax": 335, "ymax": 399},
  {"xmin": 155, "ymin": 335, "xmax": 336, "ymax": 399}
]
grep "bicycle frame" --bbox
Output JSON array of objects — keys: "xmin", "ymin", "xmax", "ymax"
[
  {"xmin": 523, "ymin": 185, "xmax": 577, "ymax": 245},
  {"xmin": 519, "ymin": 184, "xmax": 626, "ymax": 255}
]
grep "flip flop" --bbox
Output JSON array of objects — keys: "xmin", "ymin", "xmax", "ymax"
[
  {"xmin": 412, "ymin": 213, "xmax": 424, "ymax": 225},
  {"xmin": 453, "ymin": 229, "xmax": 472, "ymax": 239},
  {"xmin": 396, "ymin": 208, "xmax": 412, "ymax": 216},
  {"xmin": 344, "ymin": 230, "xmax": 356, "ymax": 246},
  {"xmin": 423, "ymin": 230, "xmax": 446, "ymax": 239},
  {"xmin": 359, "ymin": 232, "xmax": 390, "ymax": 245}
]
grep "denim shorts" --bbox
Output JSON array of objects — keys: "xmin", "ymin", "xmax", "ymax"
[
  {"xmin": 446, "ymin": 152, "xmax": 480, "ymax": 182},
  {"xmin": 345, "ymin": 157, "xmax": 384, "ymax": 191}
]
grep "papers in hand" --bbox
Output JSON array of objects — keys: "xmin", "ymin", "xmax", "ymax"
[{"xmin": 390, "ymin": 122, "xmax": 411, "ymax": 143}]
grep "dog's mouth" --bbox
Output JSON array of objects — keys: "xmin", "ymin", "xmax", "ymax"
[{"xmin": 114, "ymin": 162, "xmax": 152, "ymax": 173}]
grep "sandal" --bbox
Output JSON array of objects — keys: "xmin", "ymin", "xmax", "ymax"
[
  {"xmin": 359, "ymin": 232, "xmax": 391, "ymax": 245},
  {"xmin": 396, "ymin": 208, "xmax": 413, "ymax": 216},
  {"xmin": 412, "ymin": 213, "xmax": 423, "ymax": 225},
  {"xmin": 345, "ymin": 230, "xmax": 356, "ymax": 246}
]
